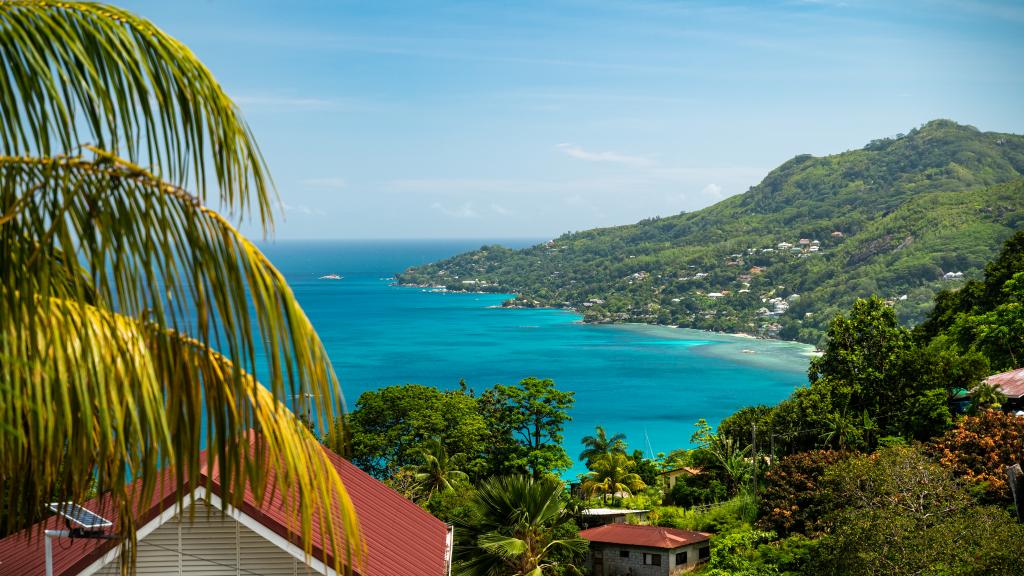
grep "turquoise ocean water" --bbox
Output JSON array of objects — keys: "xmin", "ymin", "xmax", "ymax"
[{"xmin": 257, "ymin": 240, "xmax": 813, "ymax": 479}]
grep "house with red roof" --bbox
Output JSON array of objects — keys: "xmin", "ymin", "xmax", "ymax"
[
  {"xmin": 0, "ymin": 438, "xmax": 452, "ymax": 576},
  {"xmin": 579, "ymin": 524, "xmax": 711, "ymax": 575}
]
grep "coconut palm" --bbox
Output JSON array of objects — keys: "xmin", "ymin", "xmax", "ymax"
[
  {"xmin": 708, "ymin": 435, "xmax": 753, "ymax": 495},
  {"xmin": 456, "ymin": 475, "xmax": 587, "ymax": 576},
  {"xmin": 412, "ymin": 439, "xmax": 469, "ymax": 496},
  {"xmin": 969, "ymin": 382, "xmax": 1007, "ymax": 414},
  {"xmin": 581, "ymin": 452, "xmax": 645, "ymax": 504},
  {"xmin": 579, "ymin": 425, "xmax": 627, "ymax": 465},
  {"xmin": 0, "ymin": 1, "xmax": 357, "ymax": 569}
]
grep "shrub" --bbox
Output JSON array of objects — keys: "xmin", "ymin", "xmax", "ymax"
[
  {"xmin": 757, "ymin": 450, "xmax": 852, "ymax": 536},
  {"xmin": 927, "ymin": 410, "xmax": 1024, "ymax": 501}
]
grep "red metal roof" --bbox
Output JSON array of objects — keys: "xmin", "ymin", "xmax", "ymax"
[
  {"xmin": 0, "ymin": 437, "xmax": 449, "ymax": 576},
  {"xmin": 580, "ymin": 524, "xmax": 710, "ymax": 549},
  {"xmin": 985, "ymin": 367, "xmax": 1024, "ymax": 398}
]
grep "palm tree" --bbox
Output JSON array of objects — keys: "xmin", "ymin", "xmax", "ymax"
[
  {"xmin": 456, "ymin": 476, "xmax": 587, "ymax": 576},
  {"xmin": 579, "ymin": 425, "xmax": 627, "ymax": 465},
  {"xmin": 969, "ymin": 382, "xmax": 1007, "ymax": 414},
  {"xmin": 0, "ymin": 1, "xmax": 357, "ymax": 569},
  {"xmin": 708, "ymin": 435, "xmax": 753, "ymax": 496},
  {"xmin": 819, "ymin": 412, "xmax": 860, "ymax": 450},
  {"xmin": 412, "ymin": 439, "xmax": 469, "ymax": 496},
  {"xmin": 581, "ymin": 452, "xmax": 645, "ymax": 504}
]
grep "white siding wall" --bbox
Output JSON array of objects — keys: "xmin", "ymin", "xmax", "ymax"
[{"xmin": 94, "ymin": 500, "xmax": 316, "ymax": 576}]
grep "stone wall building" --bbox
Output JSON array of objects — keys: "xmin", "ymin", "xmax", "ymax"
[{"xmin": 580, "ymin": 524, "xmax": 711, "ymax": 576}]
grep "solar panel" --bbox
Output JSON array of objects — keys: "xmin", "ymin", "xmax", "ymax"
[{"xmin": 48, "ymin": 502, "xmax": 113, "ymax": 530}]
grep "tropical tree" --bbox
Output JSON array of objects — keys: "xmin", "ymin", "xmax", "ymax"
[
  {"xmin": 0, "ymin": 1, "xmax": 357, "ymax": 568},
  {"xmin": 581, "ymin": 452, "xmax": 646, "ymax": 504},
  {"xmin": 968, "ymin": 382, "xmax": 1008, "ymax": 414},
  {"xmin": 478, "ymin": 377, "xmax": 575, "ymax": 479},
  {"xmin": 343, "ymin": 383, "xmax": 488, "ymax": 479},
  {"xmin": 456, "ymin": 475, "xmax": 587, "ymax": 576},
  {"xmin": 412, "ymin": 439, "xmax": 470, "ymax": 497},
  {"xmin": 578, "ymin": 425, "xmax": 627, "ymax": 466}
]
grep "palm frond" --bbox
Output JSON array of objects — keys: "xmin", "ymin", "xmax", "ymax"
[
  {"xmin": 0, "ymin": 152, "xmax": 343, "ymax": 427},
  {"xmin": 0, "ymin": 152, "xmax": 357, "ymax": 570},
  {"xmin": 0, "ymin": 0, "xmax": 272, "ymax": 223},
  {"xmin": 0, "ymin": 295, "xmax": 360, "ymax": 570},
  {"xmin": 477, "ymin": 533, "xmax": 528, "ymax": 559}
]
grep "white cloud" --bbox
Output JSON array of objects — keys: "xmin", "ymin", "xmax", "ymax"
[
  {"xmin": 490, "ymin": 203, "xmax": 514, "ymax": 216},
  {"xmin": 301, "ymin": 177, "xmax": 348, "ymax": 191},
  {"xmin": 280, "ymin": 201, "xmax": 327, "ymax": 216},
  {"xmin": 232, "ymin": 94, "xmax": 353, "ymax": 111},
  {"xmin": 702, "ymin": 183, "xmax": 723, "ymax": 198},
  {"xmin": 388, "ymin": 179, "xmax": 522, "ymax": 194},
  {"xmin": 556, "ymin": 143, "xmax": 655, "ymax": 167},
  {"xmin": 431, "ymin": 202, "xmax": 479, "ymax": 219}
]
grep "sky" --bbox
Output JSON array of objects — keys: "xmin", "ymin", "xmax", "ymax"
[{"xmin": 120, "ymin": 0, "xmax": 1024, "ymax": 239}]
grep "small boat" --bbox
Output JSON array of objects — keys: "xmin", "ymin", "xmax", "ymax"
[{"xmin": 318, "ymin": 274, "xmax": 343, "ymax": 280}]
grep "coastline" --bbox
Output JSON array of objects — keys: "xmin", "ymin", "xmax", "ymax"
[{"xmin": 393, "ymin": 281, "xmax": 820, "ymax": 352}]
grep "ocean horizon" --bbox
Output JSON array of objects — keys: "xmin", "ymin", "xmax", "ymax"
[{"xmin": 256, "ymin": 239, "xmax": 813, "ymax": 478}]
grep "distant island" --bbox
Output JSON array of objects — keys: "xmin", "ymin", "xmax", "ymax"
[{"xmin": 397, "ymin": 120, "xmax": 1024, "ymax": 346}]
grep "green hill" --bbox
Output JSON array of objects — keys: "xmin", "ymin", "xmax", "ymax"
[{"xmin": 397, "ymin": 120, "xmax": 1024, "ymax": 345}]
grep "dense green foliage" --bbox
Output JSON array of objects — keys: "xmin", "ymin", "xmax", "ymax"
[
  {"xmin": 345, "ymin": 383, "xmax": 489, "ymax": 479},
  {"xmin": 344, "ymin": 377, "xmax": 575, "ymax": 483},
  {"xmin": 479, "ymin": 377, "xmax": 576, "ymax": 479},
  {"xmin": 769, "ymin": 297, "xmax": 952, "ymax": 453},
  {"xmin": 917, "ymin": 230, "xmax": 1024, "ymax": 371},
  {"xmin": 398, "ymin": 120, "xmax": 1024, "ymax": 345},
  {"xmin": 812, "ymin": 447, "xmax": 1024, "ymax": 576}
]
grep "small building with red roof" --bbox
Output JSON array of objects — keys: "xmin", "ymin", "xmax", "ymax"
[
  {"xmin": 0, "ymin": 438, "xmax": 452, "ymax": 576},
  {"xmin": 579, "ymin": 524, "xmax": 711, "ymax": 575}
]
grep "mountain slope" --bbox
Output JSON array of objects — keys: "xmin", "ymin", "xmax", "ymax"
[{"xmin": 397, "ymin": 120, "xmax": 1024, "ymax": 345}]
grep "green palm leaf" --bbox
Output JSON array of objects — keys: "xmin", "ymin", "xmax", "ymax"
[
  {"xmin": 0, "ymin": 0, "xmax": 272, "ymax": 222},
  {"xmin": 0, "ymin": 2, "xmax": 360, "ymax": 572}
]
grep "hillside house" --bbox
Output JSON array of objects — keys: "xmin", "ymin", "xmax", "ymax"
[
  {"xmin": 777, "ymin": 242, "xmax": 793, "ymax": 250},
  {"xmin": 831, "ymin": 231, "xmax": 844, "ymax": 238},
  {"xmin": 659, "ymin": 467, "xmax": 702, "ymax": 491},
  {"xmin": 581, "ymin": 524, "xmax": 711, "ymax": 576},
  {"xmin": 0, "ymin": 437, "xmax": 452, "ymax": 576}
]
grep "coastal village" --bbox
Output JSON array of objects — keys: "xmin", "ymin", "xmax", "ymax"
[{"xmin": 403, "ymin": 230, "xmax": 972, "ymax": 343}]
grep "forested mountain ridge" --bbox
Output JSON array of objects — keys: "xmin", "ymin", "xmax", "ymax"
[{"xmin": 397, "ymin": 120, "xmax": 1024, "ymax": 345}]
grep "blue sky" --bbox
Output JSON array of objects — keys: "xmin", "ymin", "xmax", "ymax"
[{"xmin": 121, "ymin": 0, "xmax": 1024, "ymax": 239}]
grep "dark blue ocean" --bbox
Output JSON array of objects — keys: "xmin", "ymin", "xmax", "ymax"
[{"xmin": 257, "ymin": 239, "xmax": 812, "ymax": 479}]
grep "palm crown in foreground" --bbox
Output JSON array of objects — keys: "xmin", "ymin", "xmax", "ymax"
[
  {"xmin": 456, "ymin": 476, "xmax": 586, "ymax": 576},
  {"xmin": 0, "ymin": 1, "xmax": 357, "ymax": 571}
]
